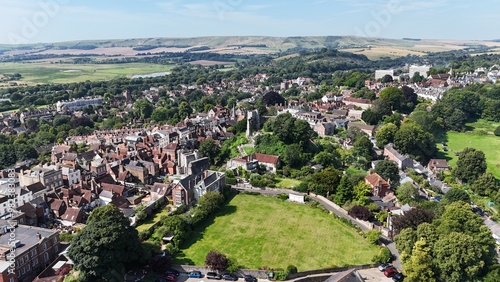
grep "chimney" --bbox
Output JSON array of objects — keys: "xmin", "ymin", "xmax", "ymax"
[{"xmin": 36, "ymin": 233, "xmax": 42, "ymax": 240}]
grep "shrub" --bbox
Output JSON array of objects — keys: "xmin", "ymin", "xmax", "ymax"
[
  {"xmin": 138, "ymin": 229, "xmax": 153, "ymax": 241},
  {"xmin": 58, "ymin": 233, "xmax": 74, "ymax": 242},
  {"xmin": 495, "ymin": 126, "xmax": 500, "ymax": 136},
  {"xmin": 226, "ymin": 177, "xmax": 237, "ymax": 185},
  {"xmin": 274, "ymin": 271, "xmax": 289, "ymax": 281},
  {"xmin": 278, "ymin": 193, "xmax": 289, "ymax": 201},
  {"xmin": 349, "ymin": 206, "xmax": 372, "ymax": 221},
  {"xmin": 286, "ymin": 265, "xmax": 298, "ymax": 274},
  {"xmin": 364, "ymin": 229, "xmax": 382, "ymax": 245},
  {"xmin": 372, "ymin": 247, "xmax": 392, "ymax": 263}
]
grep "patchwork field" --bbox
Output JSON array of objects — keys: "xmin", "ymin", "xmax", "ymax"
[
  {"xmin": 0, "ymin": 62, "xmax": 175, "ymax": 85},
  {"xmin": 435, "ymin": 120, "xmax": 500, "ymax": 178},
  {"xmin": 176, "ymin": 194, "xmax": 379, "ymax": 271}
]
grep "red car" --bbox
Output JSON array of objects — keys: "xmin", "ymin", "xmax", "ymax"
[{"xmin": 384, "ymin": 267, "xmax": 398, "ymax": 278}]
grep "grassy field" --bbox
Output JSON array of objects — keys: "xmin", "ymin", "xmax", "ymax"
[
  {"xmin": 176, "ymin": 194, "xmax": 379, "ymax": 270},
  {"xmin": 0, "ymin": 62, "xmax": 174, "ymax": 85},
  {"xmin": 136, "ymin": 207, "xmax": 171, "ymax": 233},
  {"xmin": 275, "ymin": 178, "xmax": 302, "ymax": 189},
  {"xmin": 435, "ymin": 120, "xmax": 500, "ymax": 178}
]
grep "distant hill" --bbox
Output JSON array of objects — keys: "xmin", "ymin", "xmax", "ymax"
[{"xmin": 1, "ymin": 36, "xmax": 500, "ymax": 59}]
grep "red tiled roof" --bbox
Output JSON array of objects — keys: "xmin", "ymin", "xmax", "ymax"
[
  {"xmin": 101, "ymin": 183, "xmax": 125, "ymax": 196},
  {"xmin": 365, "ymin": 173, "xmax": 389, "ymax": 187},
  {"xmin": 60, "ymin": 208, "xmax": 84, "ymax": 223},
  {"xmin": 251, "ymin": 153, "xmax": 280, "ymax": 165}
]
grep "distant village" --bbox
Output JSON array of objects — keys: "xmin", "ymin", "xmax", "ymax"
[{"xmin": 0, "ymin": 62, "xmax": 496, "ymax": 281}]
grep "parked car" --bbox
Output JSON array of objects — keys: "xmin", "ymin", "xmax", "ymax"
[
  {"xmin": 188, "ymin": 271, "xmax": 202, "ymax": 278},
  {"xmin": 384, "ymin": 267, "xmax": 398, "ymax": 278},
  {"xmin": 207, "ymin": 272, "xmax": 222, "ymax": 280},
  {"xmin": 164, "ymin": 275, "xmax": 176, "ymax": 282},
  {"xmin": 222, "ymin": 273, "xmax": 238, "ymax": 281},
  {"xmin": 244, "ymin": 275, "xmax": 257, "ymax": 282},
  {"xmin": 165, "ymin": 269, "xmax": 180, "ymax": 277},
  {"xmin": 392, "ymin": 273, "xmax": 404, "ymax": 281},
  {"xmin": 378, "ymin": 263, "xmax": 392, "ymax": 272}
]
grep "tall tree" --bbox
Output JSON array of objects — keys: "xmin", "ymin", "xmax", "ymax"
[
  {"xmin": 392, "ymin": 208, "xmax": 434, "ymax": 234},
  {"xmin": 333, "ymin": 175, "xmax": 353, "ymax": 206},
  {"xmin": 403, "ymin": 238, "xmax": 436, "ymax": 282},
  {"xmin": 68, "ymin": 205, "xmax": 142, "ymax": 281},
  {"xmin": 199, "ymin": 139, "xmax": 221, "ymax": 165},
  {"xmin": 453, "ymin": 147, "xmax": 487, "ymax": 183},
  {"xmin": 434, "ymin": 232, "xmax": 485, "ymax": 282},
  {"xmin": 394, "ymin": 120, "xmax": 436, "ymax": 163},
  {"xmin": 308, "ymin": 167, "xmax": 342, "ymax": 197},
  {"xmin": 374, "ymin": 160, "xmax": 400, "ymax": 188},
  {"xmin": 394, "ymin": 228, "xmax": 417, "ymax": 257},
  {"xmin": 379, "ymin": 87, "xmax": 405, "ymax": 112},
  {"xmin": 205, "ymin": 250, "xmax": 229, "ymax": 272},
  {"xmin": 134, "ymin": 99, "xmax": 154, "ymax": 119},
  {"xmin": 396, "ymin": 182, "xmax": 420, "ymax": 204},
  {"xmin": 471, "ymin": 173, "xmax": 499, "ymax": 196}
]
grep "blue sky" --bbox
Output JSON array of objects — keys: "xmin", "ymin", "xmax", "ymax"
[{"xmin": 1, "ymin": 0, "xmax": 498, "ymax": 44}]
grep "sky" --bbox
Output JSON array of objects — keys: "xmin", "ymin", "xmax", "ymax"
[{"xmin": 1, "ymin": 0, "xmax": 499, "ymax": 44}]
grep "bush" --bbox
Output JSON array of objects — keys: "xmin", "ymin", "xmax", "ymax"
[
  {"xmin": 372, "ymin": 247, "xmax": 392, "ymax": 263},
  {"xmin": 364, "ymin": 229, "xmax": 382, "ymax": 245},
  {"xmin": 226, "ymin": 177, "xmax": 237, "ymax": 185},
  {"xmin": 58, "ymin": 233, "xmax": 74, "ymax": 242},
  {"xmin": 274, "ymin": 271, "xmax": 289, "ymax": 281},
  {"xmin": 495, "ymin": 126, "xmax": 500, "ymax": 137},
  {"xmin": 349, "ymin": 206, "xmax": 372, "ymax": 221},
  {"xmin": 278, "ymin": 193, "xmax": 289, "ymax": 201},
  {"xmin": 286, "ymin": 265, "xmax": 298, "ymax": 274},
  {"xmin": 138, "ymin": 229, "xmax": 153, "ymax": 241}
]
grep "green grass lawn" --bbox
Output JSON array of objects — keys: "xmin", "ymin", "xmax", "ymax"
[
  {"xmin": 136, "ymin": 207, "xmax": 170, "ymax": 233},
  {"xmin": 275, "ymin": 178, "xmax": 302, "ymax": 189},
  {"xmin": 435, "ymin": 120, "xmax": 500, "ymax": 178},
  {"xmin": 0, "ymin": 62, "xmax": 174, "ymax": 84},
  {"xmin": 176, "ymin": 194, "xmax": 379, "ymax": 270}
]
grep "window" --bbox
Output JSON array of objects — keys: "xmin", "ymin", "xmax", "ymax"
[
  {"xmin": 32, "ymin": 258, "xmax": 38, "ymax": 266},
  {"xmin": 21, "ymin": 267, "xmax": 25, "ymax": 275},
  {"xmin": 9, "ymin": 278, "xmax": 14, "ymax": 282},
  {"xmin": 44, "ymin": 252, "xmax": 49, "ymax": 262},
  {"xmin": 43, "ymin": 243, "xmax": 47, "ymax": 250},
  {"xmin": 31, "ymin": 249, "xmax": 37, "ymax": 257},
  {"xmin": 55, "ymin": 245, "xmax": 59, "ymax": 252},
  {"xmin": 25, "ymin": 255, "xmax": 28, "ymax": 262},
  {"xmin": 53, "ymin": 237, "xmax": 57, "ymax": 243}
]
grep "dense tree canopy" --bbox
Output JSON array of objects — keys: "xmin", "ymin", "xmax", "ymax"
[
  {"xmin": 374, "ymin": 160, "xmax": 400, "ymax": 188},
  {"xmin": 394, "ymin": 120, "xmax": 436, "ymax": 163},
  {"xmin": 68, "ymin": 205, "xmax": 142, "ymax": 281},
  {"xmin": 453, "ymin": 147, "xmax": 487, "ymax": 183}
]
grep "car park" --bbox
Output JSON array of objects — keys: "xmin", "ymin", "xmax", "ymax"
[
  {"xmin": 188, "ymin": 271, "xmax": 202, "ymax": 278},
  {"xmin": 378, "ymin": 263, "xmax": 392, "ymax": 271},
  {"xmin": 222, "ymin": 273, "xmax": 238, "ymax": 281},
  {"xmin": 207, "ymin": 272, "xmax": 222, "ymax": 279},
  {"xmin": 244, "ymin": 275, "xmax": 257, "ymax": 282},
  {"xmin": 384, "ymin": 267, "xmax": 398, "ymax": 278}
]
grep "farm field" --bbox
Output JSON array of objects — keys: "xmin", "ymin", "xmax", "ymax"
[
  {"xmin": 0, "ymin": 62, "xmax": 175, "ymax": 85},
  {"xmin": 435, "ymin": 120, "xmax": 500, "ymax": 179},
  {"xmin": 176, "ymin": 194, "xmax": 379, "ymax": 270}
]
